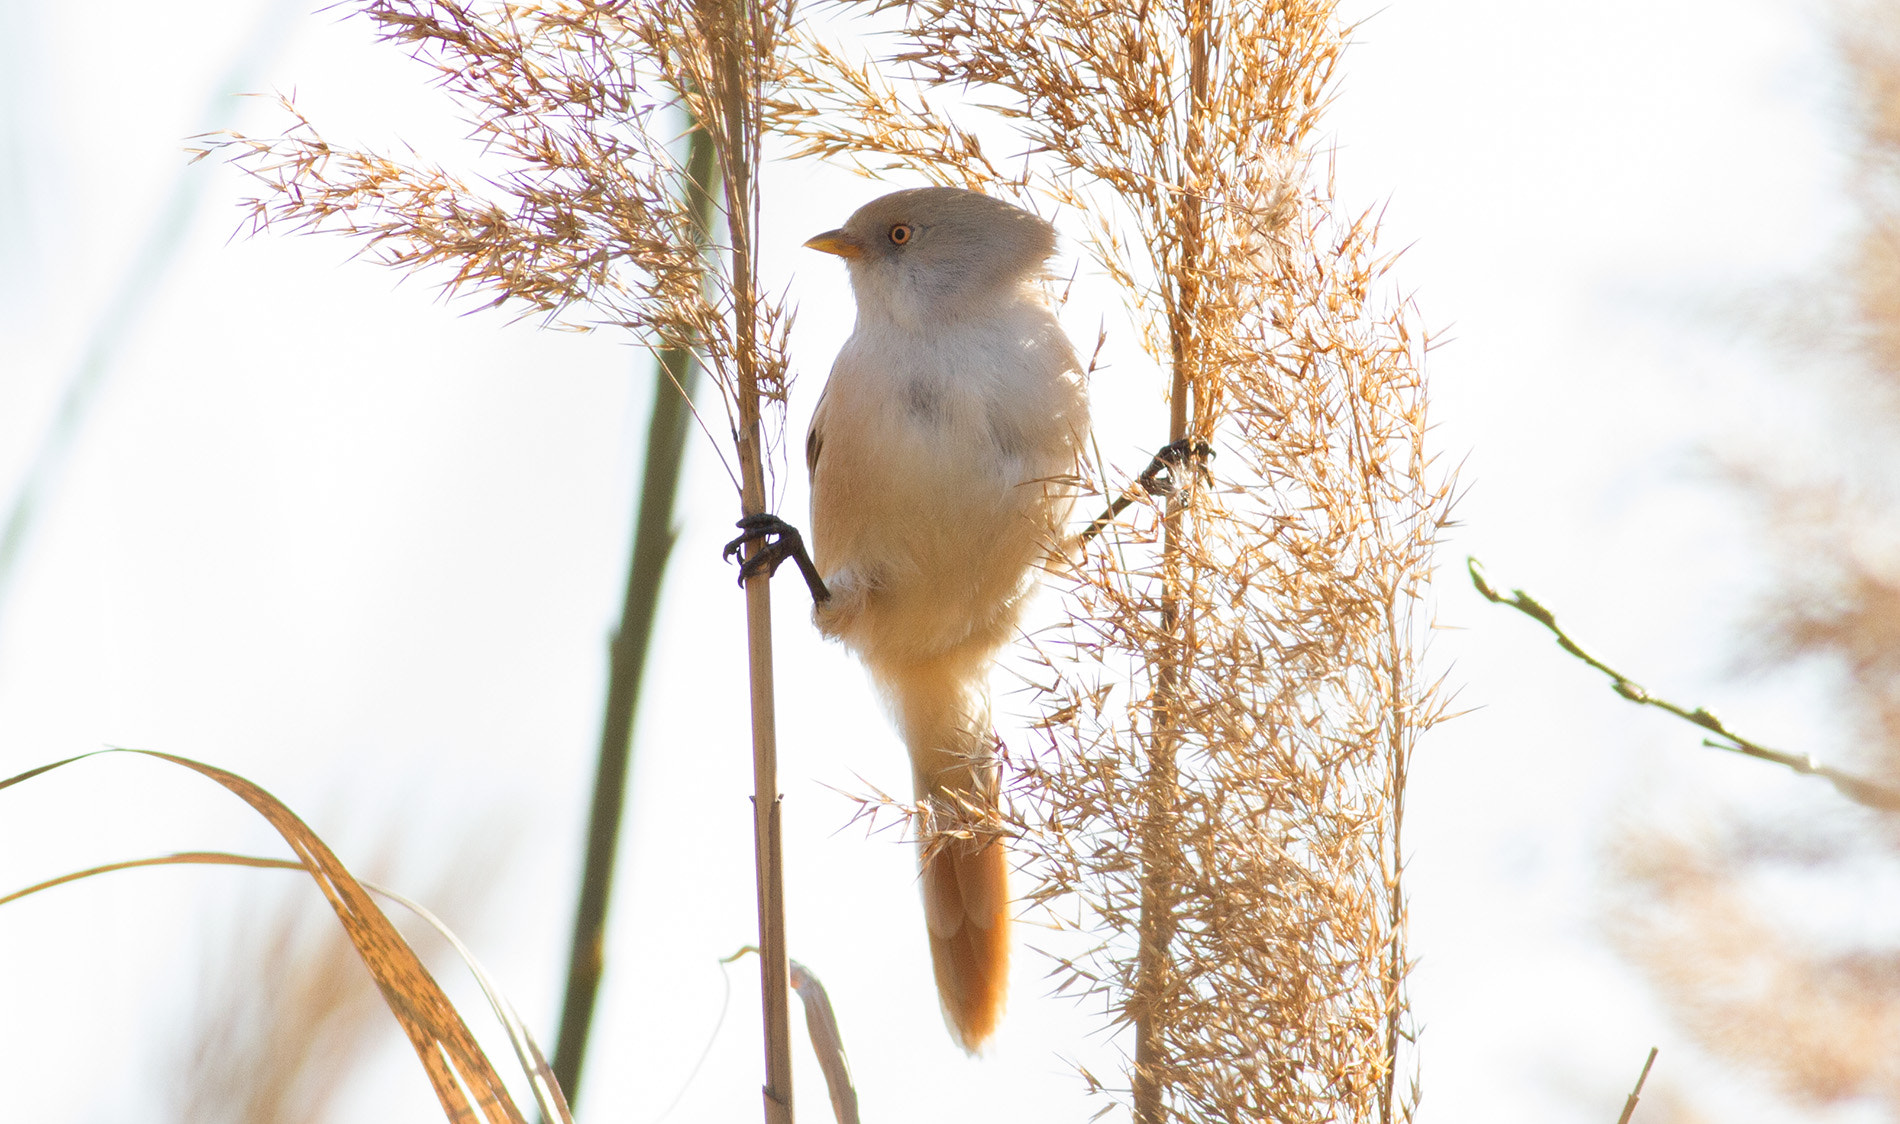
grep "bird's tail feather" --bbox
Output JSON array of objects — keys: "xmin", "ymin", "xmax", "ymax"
[
  {"xmin": 881, "ymin": 652, "xmax": 1010, "ymax": 1052},
  {"xmin": 923, "ymin": 833, "xmax": 1009, "ymax": 1050}
]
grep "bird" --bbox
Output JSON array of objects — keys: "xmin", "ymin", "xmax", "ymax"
[{"xmin": 727, "ymin": 186, "xmax": 1088, "ymax": 1050}]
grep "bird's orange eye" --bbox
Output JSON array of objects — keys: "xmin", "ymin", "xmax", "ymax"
[{"xmin": 889, "ymin": 223, "xmax": 913, "ymax": 245}]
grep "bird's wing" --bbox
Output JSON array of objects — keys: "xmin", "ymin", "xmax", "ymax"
[{"xmin": 806, "ymin": 383, "xmax": 828, "ymax": 480}]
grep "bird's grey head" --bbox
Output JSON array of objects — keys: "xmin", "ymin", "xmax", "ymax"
[{"xmin": 804, "ymin": 187, "xmax": 1058, "ymax": 326}]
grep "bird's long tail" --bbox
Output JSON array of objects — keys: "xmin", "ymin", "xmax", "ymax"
[{"xmin": 882, "ymin": 653, "xmax": 1010, "ymax": 1052}]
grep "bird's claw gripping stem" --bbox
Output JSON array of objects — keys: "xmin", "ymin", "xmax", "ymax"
[
  {"xmin": 724, "ymin": 513, "xmax": 831, "ymax": 605},
  {"xmin": 1137, "ymin": 437, "xmax": 1215, "ymax": 497},
  {"xmin": 1078, "ymin": 437, "xmax": 1215, "ymax": 546}
]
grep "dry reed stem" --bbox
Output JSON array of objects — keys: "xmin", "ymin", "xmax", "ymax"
[
  {"xmin": 0, "ymin": 751, "xmax": 528, "ymax": 1123},
  {"xmin": 1615, "ymin": 1048, "xmax": 1660, "ymax": 1124},
  {"xmin": 203, "ymin": 3, "xmax": 802, "ymax": 1117},
  {"xmin": 777, "ymin": 4, "xmax": 1447, "ymax": 1120},
  {"xmin": 690, "ymin": 0, "xmax": 800, "ymax": 1115}
]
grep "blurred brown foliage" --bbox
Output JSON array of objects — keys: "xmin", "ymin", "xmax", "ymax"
[
  {"xmin": 172, "ymin": 885, "xmax": 390, "ymax": 1124},
  {"xmin": 1607, "ymin": 0, "xmax": 1900, "ymax": 1114},
  {"xmin": 170, "ymin": 839, "xmax": 504, "ymax": 1124}
]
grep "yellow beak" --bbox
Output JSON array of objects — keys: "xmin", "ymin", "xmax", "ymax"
[{"xmin": 803, "ymin": 230, "xmax": 863, "ymax": 259}]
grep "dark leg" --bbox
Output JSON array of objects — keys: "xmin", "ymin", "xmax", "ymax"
[
  {"xmin": 1078, "ymin": 438, "xmax": 1215, "ymax": 546},
  {"xmin": 724, "ymin": 513, "xmax": 831, "ymax": 604}
]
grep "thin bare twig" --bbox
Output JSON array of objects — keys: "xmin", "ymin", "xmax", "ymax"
[
  {"xmin": 1614, "ymin": 1047, "xmax": 1659, "ymax": 1124},
  {"xmin": 1468, "ymin": 557, "xmax": 1900, "ymax": 811}
]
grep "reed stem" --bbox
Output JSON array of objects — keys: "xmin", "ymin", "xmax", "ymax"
[
  {"xmin": 1133, "ymin": 5, "xmax": 1211, "ymax": 1120},
  {"xmin": 709, "ymin": 0, "xmax": 795, "ymax": 1114},
  {"xmin": 548, "ymin": 109, "xmax": 718, "ymax": 1110}
]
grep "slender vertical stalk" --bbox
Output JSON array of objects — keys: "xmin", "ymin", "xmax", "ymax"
[
  {"xmin": 1134, "ymin": 5, "xmax": 1210, "ymax": 1121},
  {"xmin": 548, "ymin": 112, "xmax": 718, "ymax": 1110},
  {"xmin": 1379, "ymin": 602, "xmax": 1410, "ymax": 1124},
  {"xmin": 206, "ymin": 5, "xmax": 805, "ymax": 1110},
  {"xmin": 0, "ymin": 0, "xmax": 299, "ymax": 634},
  {"xmin": 709, "ymin": 0, "xmax": 795, "ymax": 1116}
]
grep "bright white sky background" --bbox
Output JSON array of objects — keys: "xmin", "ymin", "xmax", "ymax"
[{"xmin": 0, "ymin": 1, "xmax": 1880, "ymax": 1122}]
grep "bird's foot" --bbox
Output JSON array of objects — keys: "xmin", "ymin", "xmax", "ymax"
[
  {"xmin": 1077, "ymin": 438, "xmax": 1216, "ymax": 546},
  {"xmin": 723, "ymin": 514, "xmax": 831, "ymax": 604},
  {"xmin": 1136, "ymin": 437, "xmax": 1215, "ymax": 498}
]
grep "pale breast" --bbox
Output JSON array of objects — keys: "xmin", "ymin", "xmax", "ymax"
[{"xmin": 806, "ymin": 297, "xmax": 1086, "ymax": 662}]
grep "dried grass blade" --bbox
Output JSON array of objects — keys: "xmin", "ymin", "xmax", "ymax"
[
  {"xmin": 0, "ymin": 750, "xmax": 528, "ymax": 1124},
  {"xmin": 0, "ymin": 850, "xmax": 296, "ymax": 908},
  {"xmin": 1, "ymin": 848, "xmax": 572, "ymax": 1123}
]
